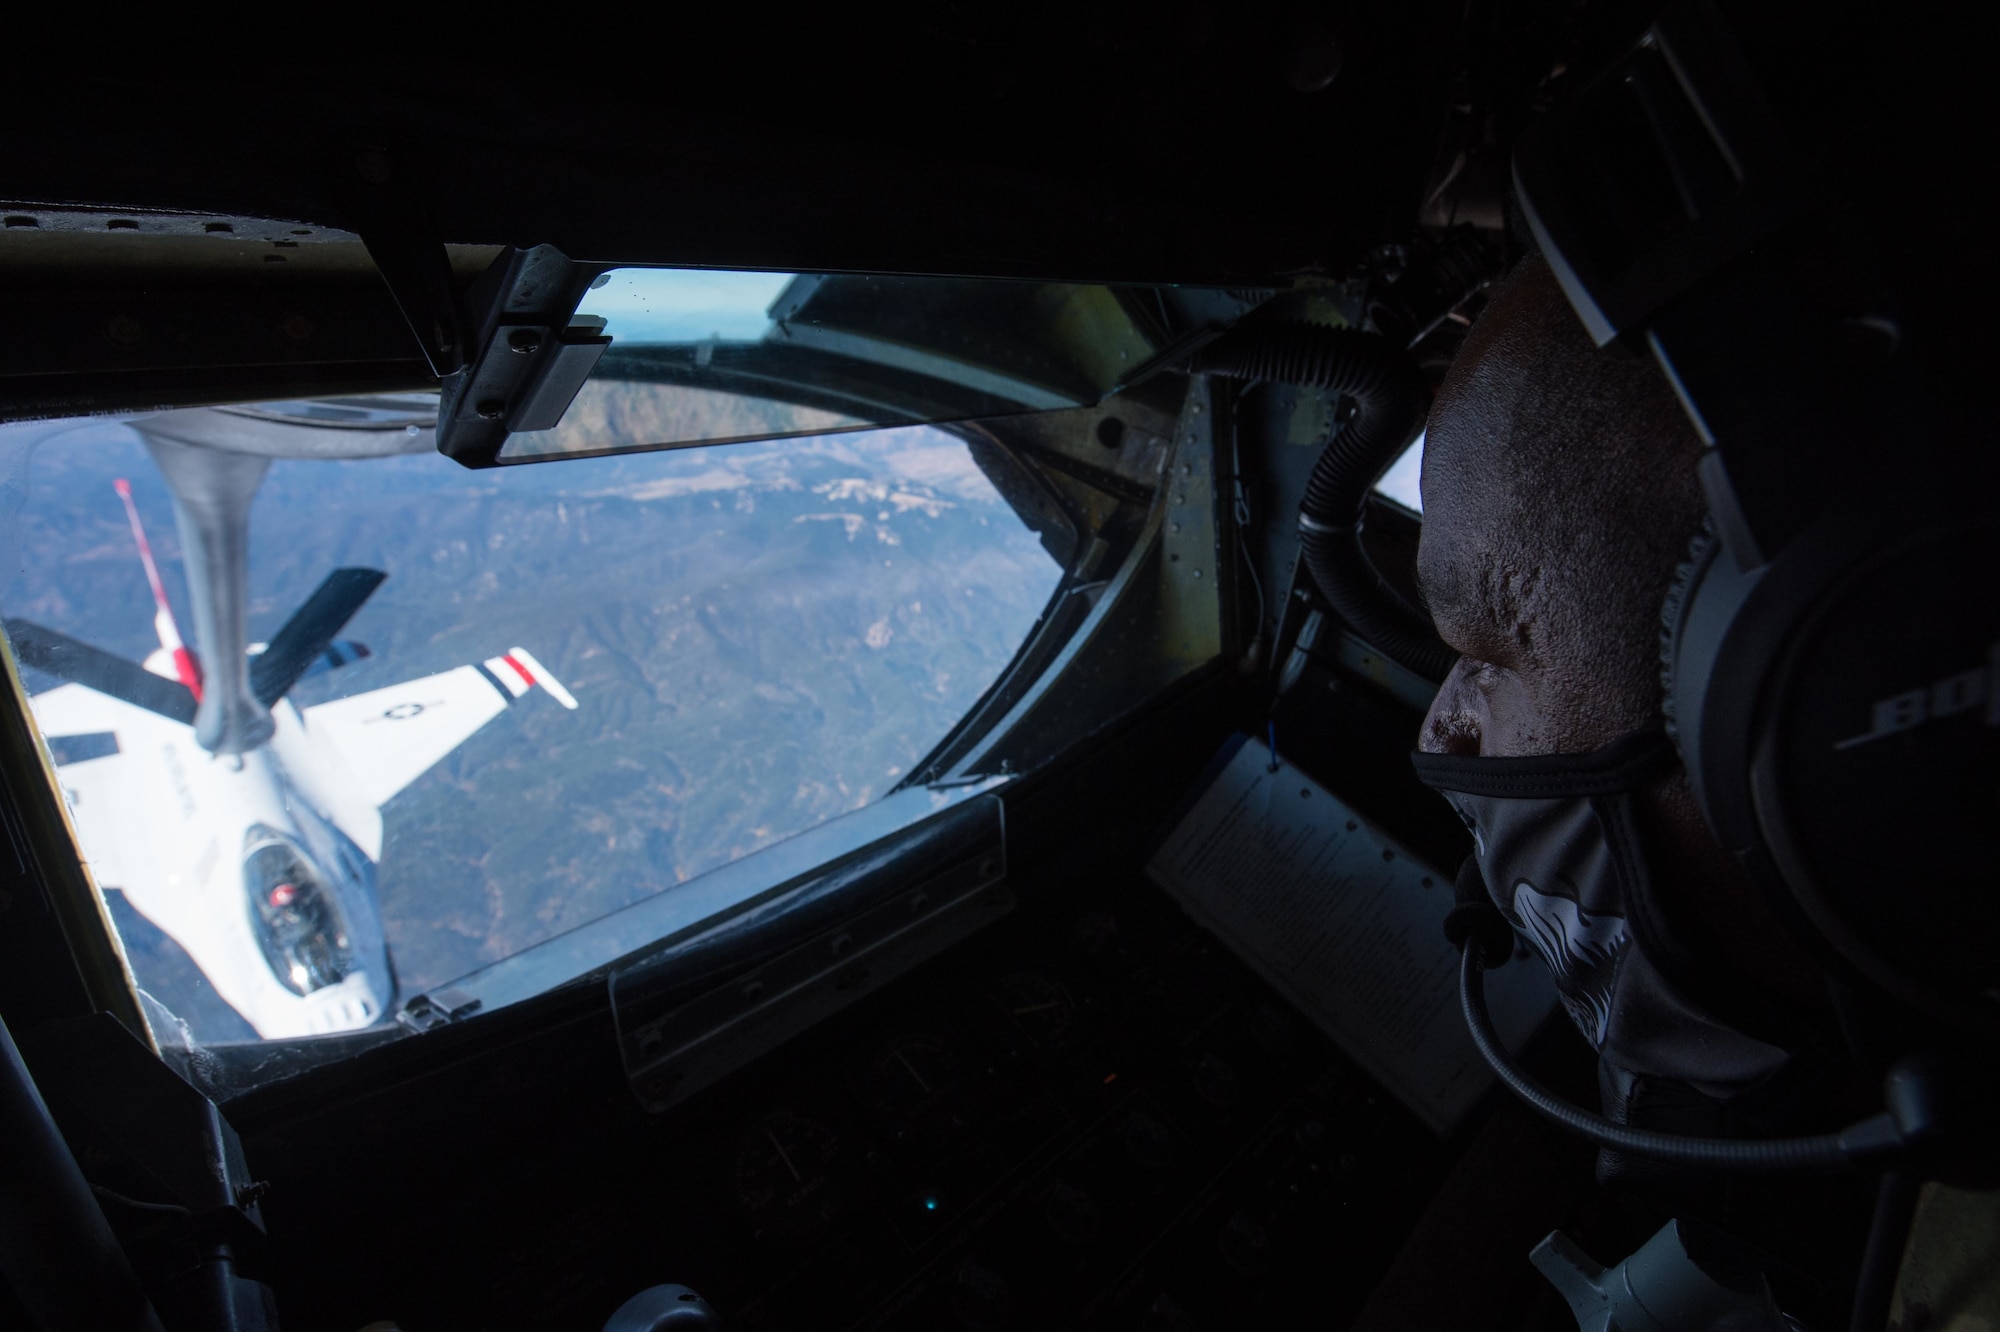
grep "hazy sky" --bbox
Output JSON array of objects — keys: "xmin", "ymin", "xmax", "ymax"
[
  {"xmin": 575, "ymin": 268, "xmax": 794, "ymax": 344},
  {"xmin": 1375, "ymin": 432, "xmax": 1424, "ymax": 513}
]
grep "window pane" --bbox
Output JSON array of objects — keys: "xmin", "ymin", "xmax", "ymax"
[
  {"xmin": 495, "ymin": 269, "xmax": 1183, "ymax": 463},
  {"xmin": 0, "ymin": 408, "xmax": 1063, "ymax": 1047}
]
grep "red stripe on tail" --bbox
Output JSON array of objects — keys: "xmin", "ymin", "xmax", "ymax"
[{"xmin": 116, "ymin": 478, "xmax": 203, "ymax": 700}]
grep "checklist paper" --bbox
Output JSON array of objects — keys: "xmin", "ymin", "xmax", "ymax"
[{"xmin": 1147, "ymin": 734, "xmax": 1556, "ymax": 1134}]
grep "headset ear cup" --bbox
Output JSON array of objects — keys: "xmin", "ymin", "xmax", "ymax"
[{"xmin": 1658, "ymin": 515, "xmax": 1719, "ymax": 748}]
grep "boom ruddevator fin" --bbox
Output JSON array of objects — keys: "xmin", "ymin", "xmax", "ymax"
[
  {"xmin": 3, "ymin": 619, "xmax": 199, "ymax": 725},
  {"xmin": 250, "ymin": 568, "xmax": 388, "ymax": 706}
]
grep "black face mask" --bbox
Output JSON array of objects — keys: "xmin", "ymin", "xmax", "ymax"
[{"xmin": 1411, "ymin": 729, "xmax": 1792, "ymax": 1106}]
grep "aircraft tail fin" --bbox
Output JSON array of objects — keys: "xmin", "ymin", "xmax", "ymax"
[
  {"xmin": 114, "ymin": 477, "xmax": 203, "ymax": 700},
  {"xmin": 252, "ymin": 568, "xmax": 388, "ymax": 706},
  {"xmin": 4, "ymin": 618, "xmax": 198, "ymax": 725},
  {"xmin": 481, "ymin": 648, "xmax": 579, "ymax": 710}
]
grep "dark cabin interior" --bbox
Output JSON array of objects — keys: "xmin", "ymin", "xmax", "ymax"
[{"xmin": 1, "ymin": 4, "xmax": 1989, "ymax": 1330}]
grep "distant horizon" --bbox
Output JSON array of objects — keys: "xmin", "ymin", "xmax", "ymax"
[{"xmin": 576, "ymin": 267, "xmax": 794, "ymax": 345}]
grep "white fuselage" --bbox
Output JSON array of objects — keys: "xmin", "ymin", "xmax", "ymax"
[{"xmin": 33, "ymin": 685, "xmax": 394, "ymax": 1039}]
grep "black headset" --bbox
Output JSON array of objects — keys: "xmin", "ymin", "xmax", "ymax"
[
  {"xmin": 1455, "ymin": 0, "xmax": 1999, "ymax": 1178},
  {"xmin": 1518, "ymin": 0, "xmax": 1998, "ymax": 1043}
]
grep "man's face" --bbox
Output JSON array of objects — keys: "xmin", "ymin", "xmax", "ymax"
[
  {"xmin": 1411, "ymin": 265, "xmax": 1827, "ymax": 1002},
  {"xmin": 1414, "ymin": 267, "xmax": 1643, "ymax": 760}
]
